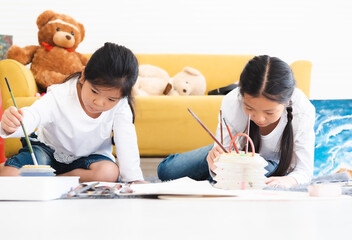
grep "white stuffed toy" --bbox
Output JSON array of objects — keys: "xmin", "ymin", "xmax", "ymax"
[
  {"xmin": 132, "ymin": 64, "xmax": 172, "ymax": 96},
  {"xmin": 168, "ymin": 67, "xmax": 206, "ymax": 96}
]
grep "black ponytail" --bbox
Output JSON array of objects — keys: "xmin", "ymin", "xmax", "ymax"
[{"xmin": 272, "ymin": 102, "xmax": 294, "ymax": 176}]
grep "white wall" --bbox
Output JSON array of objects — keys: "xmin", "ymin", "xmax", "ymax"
[{"xmin": 1, "ymin": 0, "xmax": 352, "ymax": 99}]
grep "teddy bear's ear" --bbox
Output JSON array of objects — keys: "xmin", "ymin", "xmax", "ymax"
[
  {"xmin": 37, "ymin": 10, "xmax": 57, "ymax": 29},
  {"xmin": 77, "ymin": 22, "xmax": 85, "ymax": 42},
  {"xmin": 183, "ymin": 67, "xmax": 202, "ymax": 76}
]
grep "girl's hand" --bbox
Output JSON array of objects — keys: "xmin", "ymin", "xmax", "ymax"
[
  {"xmin": 1, "ymin": 106, "xmax": 23, "ymax": 135},
  {"xmin": 206, "ymin": 145, "xmax": 224, "ymax": 171},
  {"xmin": 265, "ymin": 176, "xmax": 298, "ymax": 188},
  {"xmin": 130, "ymin": 180, "xmax": 149, "ymax": 184}
]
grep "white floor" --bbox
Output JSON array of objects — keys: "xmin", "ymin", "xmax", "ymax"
[
  {"xmin": 1, "ymin": 159, "xmax": 352, "ymax": 240},
  {"xmin": 0, "ymin": 196, "xmax": 351, "ymax": 240},
  {"xmin": 140, "ymin": 157, "xmax": 163, "ymax": 178}
]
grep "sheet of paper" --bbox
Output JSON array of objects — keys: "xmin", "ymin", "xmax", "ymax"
[
  {"xmin": 129, "ymin": 177, "xmax": 237, "ymax": 196},
  {"xmin": 82, "ymin": 177, "xmax": 236, "ymax": 197},
  {"xmin": 80, "ymin": 178, "xmax": 351, "ymax": 200}
]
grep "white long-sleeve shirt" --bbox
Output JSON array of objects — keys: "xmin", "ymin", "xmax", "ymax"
[
  {"xmin": 215, "ymin": 87, "xmax": 315, "ymax": 184},
  {"xmin": 0, "ymin": 78, "xmax": 144, "ymax": 182}
]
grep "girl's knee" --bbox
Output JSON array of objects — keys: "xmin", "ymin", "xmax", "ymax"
[
  {"xmin": 0, "ymin": 165, "xmax": 20, "ymax": 176},
  {"xmin": 157, "ymin": 158, "xmax": 173, "ymax": 181},
  {"xmin": 157, "ymin": 162, "xmax": 166, "ymax": 180},
  {"xmin": 157, "ymin": 159, "xmax": 182, "ymax": 181},
  {"xmin": 90, "ymin": 161, "xmax": 119, "ymax": 182}
]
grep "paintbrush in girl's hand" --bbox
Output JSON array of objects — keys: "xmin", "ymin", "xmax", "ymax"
[
  {"xmin": 5, "ymin": 77, "xmax": 38, "ymax": 165},
  {"xmin": 187, "ymin": 108, "xmax": 228, "ymax": 153},
  {"xmin": 5, "ymin": 77, "xmax": 55, "ymax": 176},
  {"xmin": 245, "ymin": 114, "xmax": 251, "ymax": 154},
  {"xmin": 222, "ymin": 117, "xmax": 233, "ymax": 139},
  {"xmin": 220, "ymin": 110, "xmax": 223, "ymax": 145}
]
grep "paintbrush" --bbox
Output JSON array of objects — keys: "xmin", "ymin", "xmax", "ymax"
[
  {"xmin": 245, "ymin": 114, "xmax": 251, "ymax": 154},
  {"xmin": 222, "ymin": 117, "xmax": 233, "ymax": 139},
  {"xmin": 187, "ymin": 108, "xmax": 228, "ymax": 153},
  {"xmin": 5, "ymin": 77, "xmax": 38, "ymax": 165},
  {"xmin": 223, "ymin": 117, "xmax": 240, "ymax": 153},
  {"xmin": 220, "ymin": 110, "xmax": 223, "ymax": 145},
  {"xmin": 5, "ymin": 77, "xmax": 55, "ymax": 176}
]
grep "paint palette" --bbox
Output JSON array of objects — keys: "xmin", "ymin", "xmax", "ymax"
[{"xmin": 19, "ymin": 165, "xmax": 56, "ymax": 176}]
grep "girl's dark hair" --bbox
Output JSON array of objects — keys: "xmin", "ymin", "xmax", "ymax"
[
  {"xmin": 66, "ymin": 42, "xmax": 138, "ymax": 122},
  {"xmin": 86, "ymin": 42, "xmax": 138, "ymax": 122},
  {"xmin": 239, "ymin": 55, "xmax": 295, "ymax": 176}
]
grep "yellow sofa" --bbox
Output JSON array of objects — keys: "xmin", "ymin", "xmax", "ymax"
[{"xmin": 0, "ymin": 54, "xmax": 312, "ymax": 158}]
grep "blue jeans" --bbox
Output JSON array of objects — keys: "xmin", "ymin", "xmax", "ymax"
[
  {"xmin": 5, "ymin": 133, "xmax": 116, "ymax": 175},
  {"xmin": 157, "ymin": 144, "xmax": 278, "ymax": 181}
]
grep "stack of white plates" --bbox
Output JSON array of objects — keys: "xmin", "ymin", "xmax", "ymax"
[
  {"xmin": 19, "ymin": 165, "xmax": 56, "ymax": 176},
  {"xmin": 213, "ymin": 152, "xmax": 268, "ymax": 190}
]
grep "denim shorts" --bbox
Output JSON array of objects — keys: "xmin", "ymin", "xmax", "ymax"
[{"xmin": 5, "ymin": 133, "xmax": 116, "ymax": 175}]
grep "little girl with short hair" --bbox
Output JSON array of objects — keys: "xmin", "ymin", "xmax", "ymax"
[{"xmin": 0, "ymin": 42, "xmax": 144, "ymax": 183}]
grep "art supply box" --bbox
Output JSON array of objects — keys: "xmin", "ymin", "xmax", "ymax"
[{"xmin": 0, "ymin": 176, "xmax": 79, "ymax": 201}]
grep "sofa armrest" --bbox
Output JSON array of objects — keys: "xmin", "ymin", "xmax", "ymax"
[
  {"xmin": 0, "ymin": 59, "xmax": 38, "ymax": 109},
  {"xmin": 290, "ymin": 60, "xmax": 312, "ymax": 98},
  {"xmin": 134, "ymin": 95, "xmax": 223, "ymax": 156}
]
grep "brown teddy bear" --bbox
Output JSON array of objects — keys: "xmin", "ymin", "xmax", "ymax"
[{"xmin": 7, "ymin": 10, "xmax": 88, "ymax": 92}]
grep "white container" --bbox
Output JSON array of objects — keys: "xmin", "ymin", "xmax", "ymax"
[{"xmin": 0, "ymin": 176, "xmax": 79, "ymax": 201}]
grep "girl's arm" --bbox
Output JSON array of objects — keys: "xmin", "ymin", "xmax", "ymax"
[
  {"xmin": 285, "ymin": 99, "xmax": 316, "ymax": 185},
  {"xmin": 113, "ymin": 99, "xmax": 144, "ymax": 182},
  {"xmin": 207, "ymin": 89, "xmax": 247, "ymax": 178},
  {"xmin": 287, "ymin": 115, "xmax": 316, "ymax": 184},
  {"xmin": 0, "ymin": 93, "xmax": 55, "ymax": 138},
  {"xmin": 265, "ymin": 119, "xmax": 315, "ymax": 188},
  {"xmin": 266, "ymin": 102, "xmax": 315, "ymax": 187}
]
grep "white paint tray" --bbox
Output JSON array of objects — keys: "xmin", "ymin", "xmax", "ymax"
[{"xmin": 0, "ymin": 176, "xmax": 79, "ymax": 201}]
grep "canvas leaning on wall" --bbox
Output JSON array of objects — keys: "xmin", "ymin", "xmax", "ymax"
[{"xmin": 312, "ymin": 99, "xmax": 352, "ymax": 176}]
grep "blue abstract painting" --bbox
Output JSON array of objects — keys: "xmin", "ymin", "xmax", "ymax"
[{"xmin": 312, "ymin": 99, "xmax": 352, "ymax": 176}]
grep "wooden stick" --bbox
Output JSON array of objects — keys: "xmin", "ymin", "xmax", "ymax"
[
  {"xmin": 220, "ymin": 110, "xmax": 223, "ymax": 145},
  {"xmin": 222, "ymin": 117, "xmax": 233, "ymax": 139},
  {"xmin": 223, "ymin": 117, "xmax": 235, "ymax": 152},
  {"xmin": 187, "ymin": 108, "xmax": 228, "ymax": 153},
  {"xmin": 245, "ymin": 114, "xmax": 251, "ymax": 154}
]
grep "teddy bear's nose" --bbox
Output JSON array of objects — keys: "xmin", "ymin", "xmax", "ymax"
[
  {"xmin": 66, "ymin": 35, "xmax": 71, "ymax": 40},
  {"xmin": 183, "ymin": 89, "xmax": 187, "ymax": 93}
]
